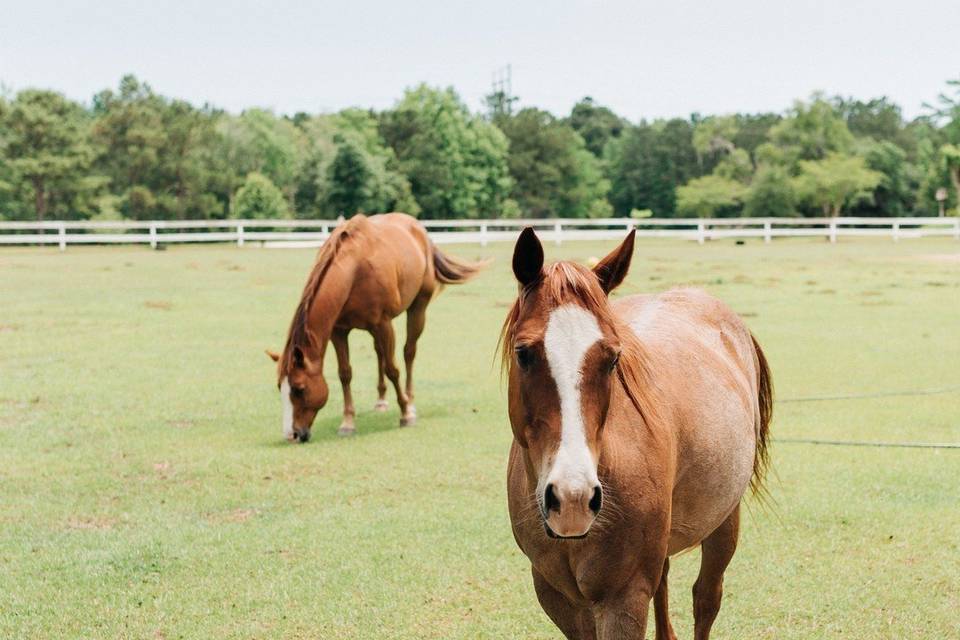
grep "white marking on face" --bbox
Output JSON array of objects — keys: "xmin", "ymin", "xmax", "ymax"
[
  {"xmin": 280, "ymin": 376, "xmax": 295, "ymax": 440},
  {"xmin": 543, "ymin": 304, "xmax": 603, "ymax": 491}
]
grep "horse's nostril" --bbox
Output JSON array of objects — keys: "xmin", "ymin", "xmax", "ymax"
[
  {"xmin": 298, "ymin": 431, "xmax": 310, "ymax": 443},
  {"xmin": 589, "ymin": 485, "xmax": 602, "ymax": 514},
  {"xmin": 544, "ymin": 483, "xmax": 560, "ymax": 513}
]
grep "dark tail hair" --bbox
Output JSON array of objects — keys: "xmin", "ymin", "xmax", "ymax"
[
  {"xmin": 431, "ymin": 242, "xmax": 488, "ymax": 284},
  {"xmin": 750, "ymin": 332, "xmax": 773, "ymax": 496}
]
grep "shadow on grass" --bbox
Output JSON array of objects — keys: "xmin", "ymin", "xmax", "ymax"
[{"xmin": 256, "ymin": 407, "xmax": 409, "ymax": 448}]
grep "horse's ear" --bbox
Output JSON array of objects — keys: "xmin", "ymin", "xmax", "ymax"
[
  {"xmin": 265, "ymin": 349, "xmax": 280, "ymax": 363},
  {"xmin": 593, "ymin": 229, "xmax": 635, "ymax": 294},
  {"xmin": 512, "ymin": 227, "xmax": 544, "ymax": 287}
]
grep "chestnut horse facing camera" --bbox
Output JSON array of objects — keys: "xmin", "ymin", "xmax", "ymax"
[
  {"xmin": 503, "ymin": 228, "xmax": 772, "ymax": 639},
  {"xmin": 267, "ymin": 212, "xmax": 485, "ymax": 442}
]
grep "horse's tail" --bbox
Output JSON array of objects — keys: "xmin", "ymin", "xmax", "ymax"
[
  {"xmin": 430, "ymin": 242, "xmax": 488, "ymax": 285},
  {"xmin": 750, "ymin": 332, "xmax": 774, "ymax": 496}
]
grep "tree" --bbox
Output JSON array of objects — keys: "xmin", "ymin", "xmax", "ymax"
[
  {"xmin": 744, "ymin": 165, "xmax": 796, "ymax": 217},
  {"xmin": 495, "ymin": 107, "xmax": 610, "ymax": 218},
  {"xmin": 92, "ymin": 76, "xmax": 222, "ymax": 219},
  {"xmin": 379, "ymin": 85, "xmax": 511, "ymax": 219},
  {"xmin": 940, "ymin": 144, "xmax": 960, "ymax": 215},
  {"xmin": 793, "ymin": 153, "xmax": 883, "ymax": 216},
  {"xmin": 606, "ymin": 119, "xmax": 699, "ymax": 217},
  {"xmin": 849, "ymin": 140, "xmax": 917, "ymax": 216},
  {"xmin": 692, "ymin": 116, "xmax": 738, "ymax": 170},
  {"xmin": 324, "ymin": 135, "xmax": 376, "ymax": 216},
  {"xmin": 769, "ymin": 95, "xmax": 854, "ymax": 166},
  {"xmin": 3, "ymin": 89, "xmax": 103, "ymax": 220},
  {"xmin": 567, "ymin": 97, "xmax": 627, "ymax": 157},
  {"xmin": 675, "ymin": 175, "xmax": 747, "ymax": 218},
  {"xmin": 215, "ymin": 108, "xmax": 302, "ymax": 208},
  {"xmin": 232, "ymin": 172, "xmax": 288, "ymax": 219}
]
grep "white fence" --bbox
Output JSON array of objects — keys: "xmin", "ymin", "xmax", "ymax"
[{"xmin": 0, "ymin": 216, "xmax": 958, "ymax": 250}]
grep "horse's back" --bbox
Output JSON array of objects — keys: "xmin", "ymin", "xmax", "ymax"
[
  {"xmin": 338, "ymin": 213, "xmax": 431, "ymax": 322},
  {"xmin": 614, "ymin": 288, "xmax": 760, "ymax": 553}
]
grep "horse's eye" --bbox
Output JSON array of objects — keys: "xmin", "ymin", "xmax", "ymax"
[
  {"xmin": 515, "ymin": 346, "xmax": 534, "ymax": 370},
  {"xmin": 608, "ymin": 351, "xmax": 621, "ymax": 374},
  {"xmin": 291, "ymin": 387, "xmax": 305, "ymax": 399}
]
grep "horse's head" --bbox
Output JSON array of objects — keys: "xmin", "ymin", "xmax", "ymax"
[
  {"xmin": 267, "ymin": 345, "xmax": 329, "ymax": 443},
  {"xmin": 504, "ymin": 227, "xmax": 635, "ymax": 539}
]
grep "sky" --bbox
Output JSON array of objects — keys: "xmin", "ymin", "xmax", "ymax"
[{"xmin": 1, "ymin": 0, "xmax": 957, "ymax": 121}]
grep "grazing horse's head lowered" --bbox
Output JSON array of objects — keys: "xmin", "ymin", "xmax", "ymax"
[
  {"xmin": 267, "ymin": 343, "xmax": 329, "ymax": 443},
  {"xmin": 503, "ymin": 227, "xmax": 637, "ymax": 539}
]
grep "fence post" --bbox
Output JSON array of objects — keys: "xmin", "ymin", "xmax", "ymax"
[
  {"xmin": 554, "ymin": 221, "xmax": 562, "ymax": 246},
  {"xmin": 829, "ymin": 219, "xmax": 837, "ymax": 244},
  {"xmin": 955, "ymin": 218, "xmax": 960, "ymax": 241},
  {"xmin": 697, "ymin": 221, "xmax": 705, "ymax": 245},
  {"xmin": 237, "ymin": 223, "xmax": 245, "ymax": 247},
  {"xmin": 58, "ymin": 223, "xmax": 66, "ymax": 251},
  {"xmin": 149, "ymin": 223, "xmax": 157, "ymax": 249},
  {"xmin": 892, "ymin": 221, "xmax": 900, "ymax": 243},
  {"xmin": 480, "ymin": 222, "xmax": 488, "ymax": 247},
  {"xmin": 764, "ymin": 220, "xmax": 772, "ymax": 244}
]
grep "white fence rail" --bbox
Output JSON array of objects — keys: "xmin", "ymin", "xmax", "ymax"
[{"xmin": 0, "ymin": 217, "xmax": 958, "ymax": 250}]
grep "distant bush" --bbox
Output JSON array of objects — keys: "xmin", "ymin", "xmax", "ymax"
[{"xmin": 233, "ymin": 172, "xmax": 289, "ymax": 219}]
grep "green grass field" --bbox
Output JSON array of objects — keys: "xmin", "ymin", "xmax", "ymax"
[{"xmin": 1, "ymin": 236, "xmax": 959, "ymax": 639}]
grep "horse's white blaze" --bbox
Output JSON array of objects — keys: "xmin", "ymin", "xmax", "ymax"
[
  {"xmin": 280, "ymin": 377, "xmax": 295, "ymax": 440},
  {"xmin": 543, "ymin": 304, "xmax": 603, "ymax": 493}
]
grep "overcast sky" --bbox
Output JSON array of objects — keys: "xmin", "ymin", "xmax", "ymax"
[{"xmin": 1, "ymin": 0, "xmax": 957, "ymax": 121}]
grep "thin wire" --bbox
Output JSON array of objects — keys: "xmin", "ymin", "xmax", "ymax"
[{"xmin": 776, "ymin": 437, "xmax": 960, "ymax": 450}]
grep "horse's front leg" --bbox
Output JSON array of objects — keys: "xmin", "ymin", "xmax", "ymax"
[
  {"xmin": 372, "ymin": 333, "xmax": 388, "ymax": 412},
  {"xmin": 595, "ymin": 580, "xmax": 655, "ymax": 640},
  {"xmin": 331, "ymin": 328, "xmax": 356, "ymax": 436}
]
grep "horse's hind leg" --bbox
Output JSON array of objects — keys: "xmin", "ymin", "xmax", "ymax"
[
  {"xmin": 532, "ymin": 568, "xmax": 595, "ymax": 640},
  {"xmin": 653, "ymin": 558, "xmax": 677, "ymax": 640},
  {"xmin": 693, "ymin": 504, "xmax": 740, "ymax": 640},
  {"xmin": 400, "ymin": 294, "xmax": 430, "ymax": 425},
  {"xmin": 371, "ymin": 321, "xmax": 411, "ymax": 425}
]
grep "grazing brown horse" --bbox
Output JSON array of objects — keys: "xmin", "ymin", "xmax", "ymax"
[
  {"xmin": 503, "ymin": 228, "xmax": 772, "ymax": 639},
  {"xmin": 268, "ymin": 212, "xmax": 484, "ymax": 442}
]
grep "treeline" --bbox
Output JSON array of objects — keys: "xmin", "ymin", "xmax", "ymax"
[{"xmin": 1, "ymin": 75, "xmax": 959, "ymax": 221}]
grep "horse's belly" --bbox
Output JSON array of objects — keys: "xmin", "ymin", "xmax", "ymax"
[{"xmin": 667, "ymin": 410, "xmax": 756, "ymax": 554}]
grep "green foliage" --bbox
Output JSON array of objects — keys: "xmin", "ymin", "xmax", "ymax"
[
  {"xmin": 769, "ymin": 95, "xmax": 855, "ymax": 166},
  {"xmin": 675, "ymin": 175, "xmax": 747, "ymax": 218},
  {"xmin": 232, "ymin": 172, "xmax": 289, "ymax": 219},
  {"xmin": 2, "ymin": 89, "xmax": 102, "ymax": 220},
  {"xmin": 793, "ymin": 153, "xmax": 883, "ymax": 216},
  {"xmin": 496, "ymin": 108, "xmax": 609, "ymax": 218},
  {"xmin": 567, "ymin": 97, "xmax": 627, "ymax": 157},
  {"xmin": 3, "ymin": 76, "xmax": 960, "ymax": 222},
  {"xmin": 744, "ymin": 165, "xmax": 796, "ymax": 217},
  {"xmin": 92, "ymin": 75, "xmax": 222, "ymax": 220},
  {"xmin": 607, "ymin": 119, "xmax": 699, "ymax": 216},
  {"xmin": 379, "ymin": 85, "xmax": 511, "ymax": 219}
]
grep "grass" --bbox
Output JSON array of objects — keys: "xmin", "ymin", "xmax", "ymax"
[{"xmin": 1, "ymin": 236, "xmax": 958, "ymax": 639}]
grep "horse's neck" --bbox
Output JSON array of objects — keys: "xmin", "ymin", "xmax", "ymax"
[{"xmin": 305, "ymin": 254, "xmax": 356, "ymax": 361}]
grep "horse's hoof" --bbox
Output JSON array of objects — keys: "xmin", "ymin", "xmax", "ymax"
[
  {"xmin": 399, "ymin": 407, "xmax": 417, "ymax": 427},
  {"xmin": 337, "ymin": 425, "xmax": 356, "ymax": 437},
  {"xmin": 373, "ymin": 399, "xmax": 389, "ymax": 412}
]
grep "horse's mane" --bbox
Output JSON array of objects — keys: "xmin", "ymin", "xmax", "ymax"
[
  {"xmin": 499, "ymin": 261, "xmax": 664, "ymax": 434},
  {"xmin": 279, "ymin": 218, "xmax": 358, "ymax": 376}
]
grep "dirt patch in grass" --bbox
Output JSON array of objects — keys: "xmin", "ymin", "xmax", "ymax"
[
  {"xmin": 206, "ymin": 508, "xmax": 259, "ymax": 524},
  {"xmin": 144, "ymin": 300, "xmax": 173, "ymax": 311},
  {"xmin": 0, "ymin": 324, "xmax": 20, "ymax": 332},
  {"xmin": 66, "ymin": 515, "xmax": 117, "ymax": 531}
]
